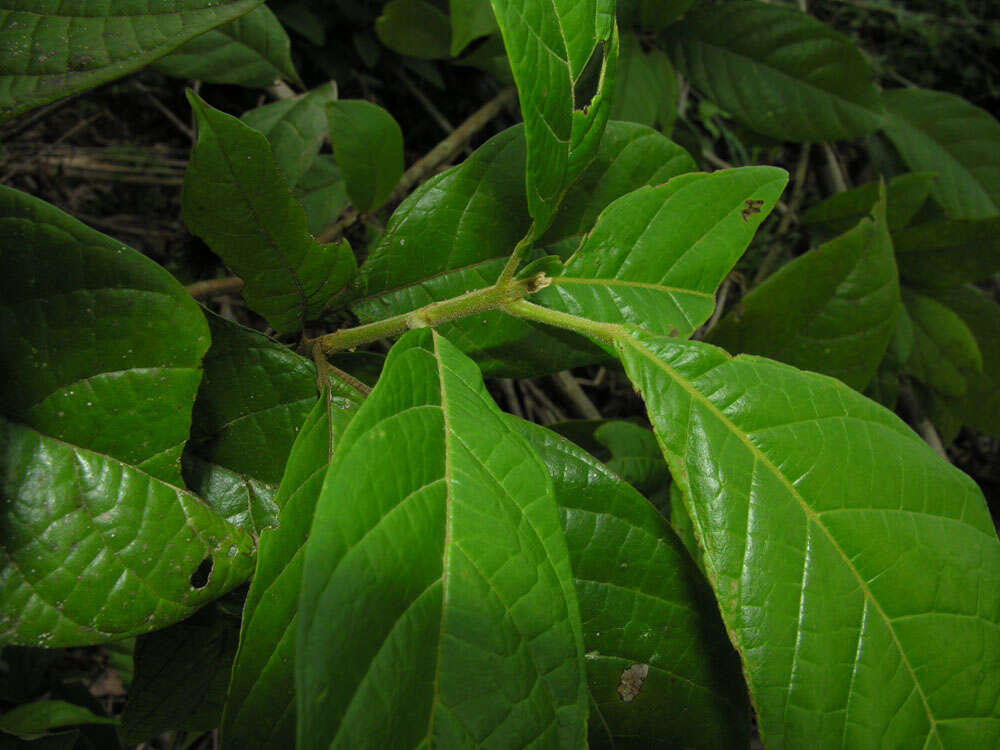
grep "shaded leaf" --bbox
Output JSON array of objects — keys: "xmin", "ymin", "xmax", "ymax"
[
  {"xmin": 0, "ymin": 187, "xmax": 255, "ymax": 647},
  {"xmin": 151, "ymin": 5, "xmax": 300, "ymax": 88},
  {"xmin": 0, "ymin": 701, "xmax": 116, "ymax": 735},
  {"xmin": 376, "ymin": 0, "xmax": 451, "ymax": 59},
  {"xmin": 0, "ymin": 0, "xmax": 261, "ymax": 123},
  {"xmin": 297, "ymin": 330, "xmax": 587, "ymax": 747},
  {"xmin": 222, "ymin": 378, "xmax": 364, "ymax": 750},
  {"xmin": 242, "ymin": 85, "xmax": 338, "ymax": 189},
  {"xmin": 120, "ymin": 601, "xmax": 241, "ymax": 744},
  {"xmin": 881, "ymin": 89, "xmax": 1000, "ymax": 219},
  {"xmin": 903, "ymin": 290, "xmax": 982, "ymax": 399},
  {"xmin": 489, "ymin": 0, "xmax": 619, "ymax": 230},
  {"xmin": 294, "ymin": 155, "xmax": 350, "ymax": 236},
  {"xmin": 182, "ymin": 313, "xmax": 317, "ymax": 534},
  {"xmin": 617, "ymin": 329, "xmax": 1000, "ymax": 749},
  {"xmin": 513, "ymin": 419, "xmax": 750, "ymax": 749},
  {"xmin": 535, "ymin": 167, "xmax": 788, "ymax": 339},
  {"xmin": 667, "ymin": 2, "xmax": 883, "ymax": 142},
  {"xmin": 801, "ymin": 172, "xmax": 936, "ymax": 236},
  {"xmin": 183, "ymin": 92, "xmax": 356, "ymax": 334},
  {"xmin": 710, "ymin": 190, "xmax": 899, "ymax": 390},
  {"xmin": 450, "ymin": 0, "xmax": 498, "ymax": 56},
  {"xmin": 892, "ymin": 216, "xmax": 1000, "ymax": 289},
  {"xmin": 326, "ymin": 100, "xmax": 404, "ymax": 212},
  {"xmin": 616, "ymin": 0, "xmax": 696, "ymax": 31},
  {"xmin": 610, "ymin": 33, "xmax": 677, "ymax": 132}
]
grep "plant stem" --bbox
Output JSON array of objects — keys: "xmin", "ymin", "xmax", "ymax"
[
  {"xmin": 496, "ymin": 224, "xmax": 538, "ymax": 284},
  {"xmin": 186, "ymin": 276, "xmax": 245, "ymax": 297},
  {"xmin": 502, "ymin": 300, "xmax": 623, "ymax": 347},
  {"xmin": 308, "ymin": 273, "xmax": 550, "ymax": 355}
]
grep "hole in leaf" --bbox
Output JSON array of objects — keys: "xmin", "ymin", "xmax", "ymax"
[
  {"xmin": 617, "ymin": 663, "xmax": 649, "ymax": 703},
  {"xmin": 190, "ymin": 556, "xmax": 213, "ymax": 589}
]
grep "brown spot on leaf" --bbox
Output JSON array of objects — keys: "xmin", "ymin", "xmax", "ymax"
[
  {"xmin": 741, "ymin": 198, "xmax": 765, "ymax": 222},
  {"xmin": 617, "ymin": 663, "xmax": 649, "ymax": 702}
]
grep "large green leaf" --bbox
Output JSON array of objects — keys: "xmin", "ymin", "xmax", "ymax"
[
  {"xmin": 617, "ymin": 329, "xmax": 1000, "ymax": 748},
  {"xmin": 513, "ymin": 419, "xmax": 749, "ymax": 749},
  {"xmin": 881, "ymin": 89, "xmax": 1000, "ymax": 219},
  {"xmin": 801, "ymin": 172, "xmax": 936, "ymax": 237},
  {"xmin": 327, "ymin": 100, "xmax": 404, "ymax": 213},
  {"xmin": 376, "ymin": 0, "xmax": 451, "ymax": 59},
  {"xmin": 242, "ymin": 85, "xmax": 339, "ymax": 189},
  {"xmin": 534, "ymin": 167, "xmax": 788, "ymax": 339},
  {"xmin": 609, "ymin": 32, "xmax": 676, "ymax": 132},
  {"xmin": 293, "ymin": 155, "xmax": 350, "ymax": 236},
  {"xmin": 902, "ymin": 290, "xmax": 982, "ymax": 400},
  {"xmin": 183, "ymin": 92, "xmax": 356, "ymax": 334},
  {"xmin": 922, "ymin": 286, "xmax": 1000, "ymax": 440},
  {"xmin": 488, "ymin": 0, "xmax": 618, "ymax": 231},
  {"xmin": 449, "ymin": 0, "xmax": 498, "ymax": 56},
  {"xmin": 709, "ymin": 190, "xmax": 899, "ymax": 391},
  {"xmin": 352, "ymin": 122, "xmax": 695, "ymax": 376},
  {"xmin": 183, "ymin": 313, "xmax": 317, "ymax": 534},
  {"xmin": 222, "ymin": 378, "xmax": 364, "ymax": 750},
  {"xmin": 667, "ymin": 2, "xmax": 883, "ymax": 142},
  {"xmin": 151, "ymin": 4, "xmax": 299, "ymax": 88},
  {"xmin": 0, "ymin": 187, "xmax": 255, "ymax": 646},
  {"xmin": 892, "ymin": 216, "xmax": 1000, "ymax": 289},
  {"xmin": 297, "ymin": 330, "xmax": 587, "ymax": 747},
  {"xmin": 120, "ymin": 600, "xmax": 241, "ymax": 744},
  {"xmin": 0, "ymin": 0, "xmax": 262, "ymax": 123}
]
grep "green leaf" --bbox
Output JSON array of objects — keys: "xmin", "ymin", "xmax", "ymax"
[
  {"xmin": 242, "ymin": 85, "xmax": 339, "ymax": 189},
  {"xmin": 534, "ymin": 167, "xmax": 789, "ymax": 340},
  {"xmin": 120, "ymin": 602, "xmax": 241, "ymax": 744},
  {"xmin": 449, "ymin": 0, "xmax": 498, "ymax": 56},
  {"xmin": 297, "ymin": 330, "xmax": 587, "ymax": 747},
  {"xmin": 489, "ymin": 0, "xmax": 619, "ymax": 230},
  {"xmin": 667, "ymin": 2, "xmax": 883, "ymax": 142},
  {"xmin": 0, "ymin": 187, "xmax": 255, "ymax": 647},
  {"xmin": 512, "ymin": 419, "xmax": 750, "ymax": 749},
  {"xmin": 802, "ymin": 172, "xmax": 936, "ymax": 236},
  {"xmin": 616, "ymin": 0, "xmax": 696, "ymax": 31},
  {"xmin": 353, "ymin": 122, "xmax": 695, "ymax": 377},
  {"xmin": 709, "ymin": 189, "xmax": 899, "ymax": 391},
  {"xmin": 151, "ymin": 5, "xmax": 300, "ymax": 88},
  {"xmin": 376, "ymin": 0, "xmax": 452, "ymax": 59},
  {"xmin": 183, "ymin": 91, "xmax": 356, "ymax": 334},
  {"xmin": 881, "ymin": 89, "xmax": 1000, "ymax": 219},
  {"xmin": 293, "ymin": 155, "xmax": 350, "ymax": 236},
  {"xmin": 617, "ymin": 330, "xmax": 1000, "ymax": 748},
  {"xmin": 610, "ymin": 33, "xmax": 677, "ymax": 132},
  {"xmin": 903, "ymin": 290, "xmax": 982, "ymax": 399},
  {"xmin": 0, "ymin": 0, "xmax": 262, "ymax": 123},
  {"xmin": 927, "ymin": 286, "xmax": 1000, "ymax": 439},
  {"xmin": 326, "ymin": 100, "xmax": 404, "ymax": 213},
  {"xmin": 892, "ymin": 216, "xmax": 1000, "ymax": 289},
  {"xmin": 183, "ymin": 313, "xmax": 318, "ymax": 534},
  {"xmin": 0, "ymin": 701, "xmax": 116, "ymax": 736},
  {"xmin": 222, "ymin": 378, "xmax": 364, "ymax": 750}
]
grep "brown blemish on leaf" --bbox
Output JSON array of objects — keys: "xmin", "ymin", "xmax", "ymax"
[
  {"xmin": 741, "ymin": 198, "xmax": 765, "ymax": 222},
  {"xmin": 617, "ymin": 663, "xmax": 649, "ymax": 702}
]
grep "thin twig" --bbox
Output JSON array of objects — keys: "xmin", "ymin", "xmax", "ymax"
[
  {"xmin": 551, "ymin": 371, "xmax": 601, "ymax": 419},
  {"xmin": 134, "ymin": 81, "xmax": 194, "ymax": 140},
  {"xmin": 396, "ymin": 67, "xmax": 455, "ymax": 135},
  {"xmin": 898, "ymin": 380, "xmax": 948, "ymax": 459},
  {"xmin": 499, "ymin": 378, "xmax": 524, "ymax": 418},
  {"xmin": 186, "ymin": 277, "xmax": 245, "ymax": 298},
  {"xmin": 519, "ymin": 379, "xmax": 567, "ymax": 424},
  {"xmin": 820, "ymin": 141, "xmax": 849, "ymax": 193}
]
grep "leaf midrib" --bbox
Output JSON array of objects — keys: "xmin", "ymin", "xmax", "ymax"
[{"xmin": 619, "ymin": 334, "xmax": 942, "ymax": 745}]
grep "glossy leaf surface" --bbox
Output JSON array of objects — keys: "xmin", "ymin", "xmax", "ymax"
[
  {"xmin": 710, "ymin": 192, "xmax": 898, "ymax": 390},
  {"xmin": 352, "ymin": 123, "xmax": 695, "ymax": 376},
  {"xmin": 0, "ymin": 0, "xmax": 261, "ymax": 123},
  {"xmin": 297, "ymin": 330, "xmax": 587, "ymax": 747},
  {"xmin": 120, "ymin": 601, "xmax": 241, "ymax": 744},
  {"xmin": 667, "ymin": 3, "xmax": 883, "ymax": 142},
  {"xmin": 489, "ymin": 0, "xmax": 618, "ymax": 230},
  {"xmin": 242, "ymin": 85, "xmax": 338, "ymax": 189},
  {"xmin": 183, "ymin": 92, "xmax": 356, "ymax": 333},
  {"xmin": 376, "ymin": 0, "xmax": 451, "ymax": 59},
  {"xmin": 183, "ymin": 313, "xmax": 317, "ymax": 534},
  {"xmin": 513, "ymin": 419, "xmax": 749, "ymax": 749},
  {"xmin": 892, "ymin": 216, "xmax": 1000, "ymax": 289},
  {"xmin": 0, "ymin": 187, "xmax": 255, "ymax": 647},
  {"xmin": 617, "ymin": 329, "xmax": 1000, "ymax": 748},
  {"xmin": 327, "ymin": 100, "xmax": 404, "ymax": 212},
  {"xmin": 881, "ymin": 89, "xmax": 1000, "ymax": 219},
  {"xmin": 535, "ymin": 167, "xmax": 788, "ymax": 339},
  {"xmin": 801, "ymin": 172, "xmax": 935, "ymax": 236},
  {"xmin": 222, "ymin": 378, "xmax": 364, "ymax": 750},
  {"xmin": 151, "ymin": 5, "xmax": 299, "ymax": 88},
  {"xmin": 902, "ymin": 290, "xmax": 982, "ymax": 399}
]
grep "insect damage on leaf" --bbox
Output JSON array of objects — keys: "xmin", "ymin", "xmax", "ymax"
[
  {"xmin": 741, "ymin": 198, "xmax": 765, "ymax": 222},
  {"xmin": 617, "ymin": 663, "xmax": 649, "ymax": 702}
]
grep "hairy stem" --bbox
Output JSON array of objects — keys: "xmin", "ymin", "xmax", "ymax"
[{"xmin": 502, "ymin": 300, "xmax": 623, "ymax": 346}]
